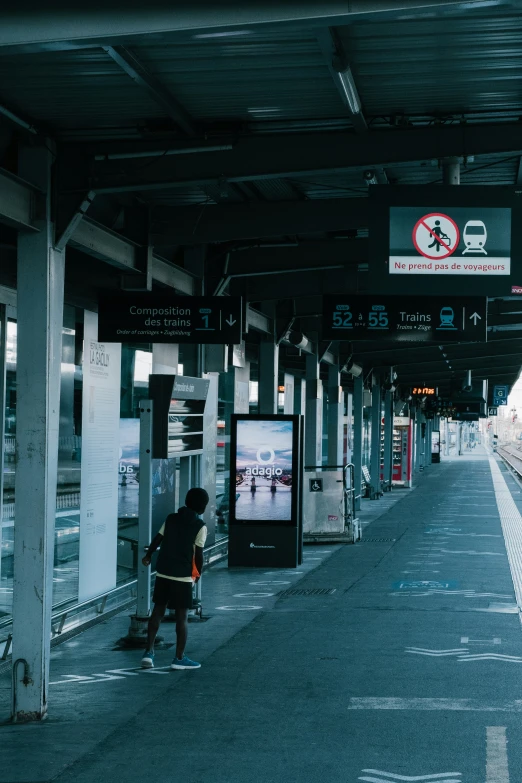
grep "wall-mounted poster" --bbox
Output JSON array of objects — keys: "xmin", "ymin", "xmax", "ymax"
[
  {"xmin": 230, "ymin": 415, "xmax": 300, "ymax": 526},
  {"xmin": 119, "ymin": 418, "xmax": 140, "ymax": 519}
]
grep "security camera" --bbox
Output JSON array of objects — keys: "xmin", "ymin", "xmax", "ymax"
[
  {"xmin": 363, "ymin": 170, "xmax": 378, "ymax": 186},
  {"xmin": 342, "ymin": 357, "xmax": 363, "ymax": 377}
]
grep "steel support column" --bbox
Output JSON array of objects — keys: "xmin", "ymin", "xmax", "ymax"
[
  {"xmin": 259, "ymin": 342, "xmax": 278, "ymax": 415},
  {"xmin": 383, "ymin": 390, "xmax": 393, "ymax": 488},
  {"xmin": 305, "ymin": 353, "xmax": 323, "ymax": 467},
  {"xmin": 353, "ymin": 376, "xmax": 363, "ymax": 511},
  {"xmin": 327, "ymin": 365, "xmax": 343, "ymax": 467},
  {"xmin": 0, "ymin": 304, "xmax": 6, "ymax": 586},
  {"xmin": 283, "ymin": 373, "xmax": 295, "ymax": 415},
  {"xmin": 11, "ymin": 144, "xmax": 65, "ymax": 722},
  {"xmin": 370, "ymin": 376, "xmax": 382, "ymax": 497},
  {"xmin": 442, "ymin": 157, "xmax": 460, "ymax": 185}
]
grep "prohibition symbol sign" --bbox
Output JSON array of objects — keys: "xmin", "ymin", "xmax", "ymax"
[{"xmin": 412, "ymin": 212, "xmax": 460, "ymax": 260}]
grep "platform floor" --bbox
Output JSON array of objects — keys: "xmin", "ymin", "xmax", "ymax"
[{"xmin": 3, "ymin": 453, "xmax": 522, "ymax": 782}]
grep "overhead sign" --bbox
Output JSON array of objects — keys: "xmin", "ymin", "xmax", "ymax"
[
  {"xmin": 369, "ymin": 186, "xmax": 521, "ymax": 297},
  {"xmin": 412, "ymin": 387, "xmax": 437, "ymax": 396},
  {"xmin": 391, "ymin": 207, "xmax": 510, "ymax": 276},
  {"xmin": 488, "ymin": 407, "xmax": 498, "ymax": 416},
  {"xmin": 322, "ymin": 295, "xmax": 487, "ymax": 343},
  {"xmin": 98, "ymin": 294, "xmax": 242, "ymax": 344},
  {"xmin": 493, "ymin": 384, "xmax": 509, "ymax": 406}
]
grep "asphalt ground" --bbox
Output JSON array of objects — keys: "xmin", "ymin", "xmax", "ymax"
[{"xmin": 2, "ymin": 453, "xmax": 522, "ymax": 783}]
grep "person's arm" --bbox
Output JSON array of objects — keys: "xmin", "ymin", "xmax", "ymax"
[
  {"xmin": 194, "ymin": 545, "xmax": 204, "ymax": 581},
  {"xmin": 142, "ymin": 531, "xmax": 164, "ymax": 567}
]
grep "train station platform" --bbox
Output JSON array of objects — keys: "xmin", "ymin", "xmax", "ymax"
[{"xmin": 3, "ymin": 452, "xmax": 522, "ymax": 782}]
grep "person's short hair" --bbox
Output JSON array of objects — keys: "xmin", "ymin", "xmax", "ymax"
[{"xmin": 185, "ymin": 487, "xmax": 209, "ymax": 513}]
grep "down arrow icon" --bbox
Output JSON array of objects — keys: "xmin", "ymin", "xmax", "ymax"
[
  {"xmin": 226, "ymin": 316, "xmax": 236, "ymax": 327},
  {"xmin": 469, "ymin": 312, "xmax": 482, "ymax": 325}
]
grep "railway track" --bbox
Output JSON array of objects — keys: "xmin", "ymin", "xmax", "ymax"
[{"xmin": 497, "ymin": 444, "xmax": 522, "ymax": 478}]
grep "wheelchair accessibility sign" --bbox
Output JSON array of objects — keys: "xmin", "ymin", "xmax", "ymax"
[{"xmin": 309, "ymin": 479, "xmax": 323, "ymax": 492}]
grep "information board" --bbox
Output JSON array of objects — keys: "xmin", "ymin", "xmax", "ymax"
[
  {"xmin": 493, "ymin": 384, "xmax": 509, "ymax": 406},
  {"xmin": 322, "ymin": 295, "xmax": 487, "ymax": 342},
  {"xmin": 369, "ymin": 186, "xmax": 521, "ymax": 296},
  {"xmin": 98, "ymin": 293, "xmax": 242, "ymax": 344}
]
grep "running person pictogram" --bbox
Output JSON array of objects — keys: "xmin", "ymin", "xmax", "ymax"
[{"xmin": 412, "ymin": 212, "xmax": 460, "ymax": 260}]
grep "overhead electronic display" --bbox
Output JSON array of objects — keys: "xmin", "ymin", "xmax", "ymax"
[
  {"xmin": 369, "ymin": 186, "xmax": 521, "ymax": 296},
  {"xmin": 322, "ymin": 295, "xmax": 487, "ymax": 342}
]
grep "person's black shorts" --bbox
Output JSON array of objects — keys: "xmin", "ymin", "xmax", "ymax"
[{"xmin": 153, "ymin": 576, "xmax": 193, "ymax": 610}]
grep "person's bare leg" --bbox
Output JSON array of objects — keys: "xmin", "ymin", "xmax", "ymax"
[
  {"xmin": 146, "ymin": 603, "xmax": 167, "ymax": 651},
  {"xmin": 175, "ymin": 608, "xmax": 188, "ymax": 659}
]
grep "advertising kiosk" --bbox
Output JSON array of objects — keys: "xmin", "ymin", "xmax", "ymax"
[{"xmin": 228, "ymin": 414, "xmax": 303, "ymax": 568}]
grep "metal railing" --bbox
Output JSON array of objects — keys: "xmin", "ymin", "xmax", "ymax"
[{"xmin": 1, "ymin": 536, "xmax": 229, "ymax": 663}]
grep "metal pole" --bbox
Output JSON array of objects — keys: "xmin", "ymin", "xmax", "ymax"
[
  {"xmin": 353, "ymin": 376, "xmax": 363, "ymax": 511},
  {"xmin": 442, "ymin": 157, "xmax": 460, "ymax": 185},
  {"xmin": 11, "ymin": 143, "xmax": 64, "ymax": 722},
  {"xmin": 0, "ymin": 305, "xmax": 6, "ymax": 569},
  {"xmin": 136, "ymin": 400, "xmax": 153, "ymax": 618},
  {"xmin": 383, "ymin": 389, "xmax": 393, "ymax": 489},
  {"xmin": 305, "ymin": 353, "xmax": 323, "ymax": 467},
  {"xmin": 370, "ymin": 376, "xmax": 382, "ymax": 497},
  {"xmin": 327, "ymin": 364, "xmax": 343, "ymax": 467}
]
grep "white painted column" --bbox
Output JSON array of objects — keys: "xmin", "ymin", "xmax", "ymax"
[
  {"xmin": 327, "ymin": 364, "xmax": 343, "ymax": 467},
  {"xmin": 12, "ymin": 144, "xmax": 65, "ymax": 722},
  {"xmin": 259, "ymin": 341, "xmax": 278, "ymax": 414},
  {"xmin": 383, "ymin": 390, "xmax": 393, "ymax": 486},
  {"xmin": 370, "ymin": 376, "xmax": 382, "ymax": 494},
  {"xmin": 305, "ymin": 353, "xmax": 323, "ymax": 467},
  {"xmin": 353, "ymin": 376, "xmax": 363, "ymax": 510},
  {"xmin": 0, "ymin": 305, "xmax": 6, "ymax": 588},
  {"xmin": 283, "ymin": 373, "xmax": 295, "ymax": 415}
]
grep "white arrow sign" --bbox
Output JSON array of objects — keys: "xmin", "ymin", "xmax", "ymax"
[
  {"xmin": 469, "ymin": 312, "xmax": 482, "ymax": 325},
  {"xmin": 226, "ymin": 316, "xmax": 236, "ymax": 326}
]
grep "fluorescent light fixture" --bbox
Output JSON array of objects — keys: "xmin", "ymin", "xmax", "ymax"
[
  {"xmin": 193, "ymin": 30, "xmax": 253, "ymax": 39},
  {"xmin": 336, "ymin": 67, "xmax": 361, "ymax": 115},
  {"xmin": 248, "ymin": 108, "xmax": 281, "ymax": 114}
]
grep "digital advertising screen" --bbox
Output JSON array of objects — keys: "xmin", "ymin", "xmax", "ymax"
[
  {"xmin": 369, "ymin": 186, "xmax": 522, "ymax": 297},
  {"xmin": 230, "ymin": 415, "xmax": 300, "ymax": 526}
]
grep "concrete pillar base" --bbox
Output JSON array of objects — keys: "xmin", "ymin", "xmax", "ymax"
[{"xmin": 120, "ymin": 614, "xmax": 163, "ymax": 648}]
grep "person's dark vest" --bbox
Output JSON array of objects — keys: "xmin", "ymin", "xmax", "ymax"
[{"xmin": 156, "ymin": 507, "xmax": 204, "ymax": 578}]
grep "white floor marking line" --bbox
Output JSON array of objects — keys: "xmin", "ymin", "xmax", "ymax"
[
  {"xmin": 461, "ymin": 637, "xmax": 501, "ymax": 644},
  {"xmin": 406, "ymin": 648, "xmax": 468, "ymax": 657},
  {"xmin": 489, "ymin": 458, "xmax": 522, "ymax": 620},
  {"xmin": 486, "ymin": 726, "xmax": 510, "ymax": 783},
  {"xmin": 359, "ymin": 773, "xmax": 461, "ymax": 782},
  {"xmin": 348, "ymin": 697, "xmax": 518, "ymax": 711},
  {"xmin": 461, "ymin": 654, "xmax": 518, "ymax": 661}
]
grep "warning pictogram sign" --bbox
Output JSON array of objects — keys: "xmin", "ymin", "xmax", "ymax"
[{"xmin": 412, "ymin": 212, "xmax": 460, "ymax": 260}]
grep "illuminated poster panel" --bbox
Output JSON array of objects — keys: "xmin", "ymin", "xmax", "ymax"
[{"xmin": 230, "ymin": 415, "xmax": 300, "ymax": 526}]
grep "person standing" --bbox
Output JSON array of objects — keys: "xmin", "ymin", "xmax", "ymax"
[{"xmin": 140, "ymin": 487, "xmax": 208, "ymax": 670}]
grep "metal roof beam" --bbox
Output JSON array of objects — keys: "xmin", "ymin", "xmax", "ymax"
[
  {"xmin": 233, "ymin": 267, "xmax": 359, "ymax": 301},
  {"xmin": 103, "ymin": 46, "xmax": 197, "ymax": 137},
  {"xmin": 246, "ymin": 306, "xmax": 272, "ymax": 335},
  {"xmin": 82, "ymin": 122, "xmax": 522, "ymax": 195},
  {"xmin": 69, "ymin": 217, "xmax": 194, "ymax": 294},
  {"xmin": 0, "ymin": 167, "xmax": 41, "ymax": 231},
  {"xmin": 227, "ymin": 240, "xmax": 368, "ymax": 275},
  {"xmin": 150, "ymin": 199, "xmax": 369, "ymax": 244},
  {"xmin": 0, "ymin": 2, "xmax": 500, "ymax": 52}
]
